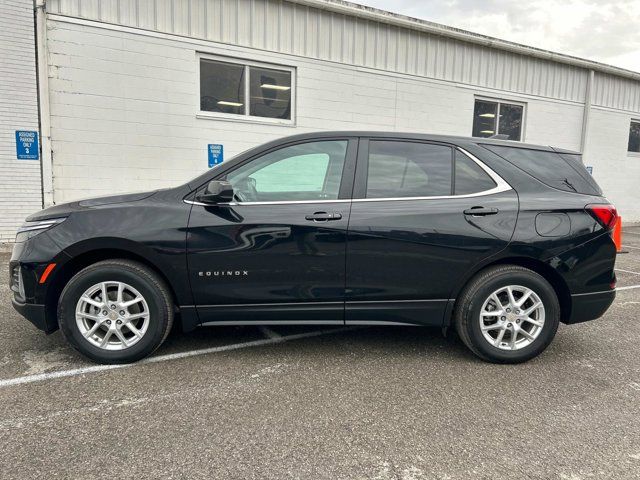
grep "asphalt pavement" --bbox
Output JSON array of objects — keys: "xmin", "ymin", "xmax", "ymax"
[{"xmin": 1, "ymin": 228, "xmax": 639, "ymax": 479}]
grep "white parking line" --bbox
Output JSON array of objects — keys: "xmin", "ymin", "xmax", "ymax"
[
  {"xmin": 623, "ymin": 231, "xmax": 640, "ymax": 236},
  {"xmin": 615, "ymin": 268, "xmax": 640, "ymax": 276},
  {"xmin": 622, "ymin": 245, "xmax": 640, "ymax": 250},
  {"xmin": 0, "ymin": 327, "xmax": 357, "ymax": 389},
  {"xmin": 617, "ymin": 285, "xmax": 640, "ymax": 291}
]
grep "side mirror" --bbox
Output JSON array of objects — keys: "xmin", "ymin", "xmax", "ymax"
[{"xmin": 196, "ymin": 180, "xmax": 234, "ymax": 204}]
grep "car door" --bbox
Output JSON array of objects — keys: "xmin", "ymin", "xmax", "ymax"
[
  {"xmin": 187, "ymin": 138, "xmax": 357, "ymax": 325},
  {"xmin": 345, "ymin": 138, "xmax": 518, "ymax": 326}
]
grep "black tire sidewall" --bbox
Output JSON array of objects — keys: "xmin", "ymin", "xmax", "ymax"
[
  {"xmin": 58, "ymin": 264, "xmax": 169, "ymax": 363},
  {"xmin": 465, "ymin": 270, "xmax": 559, "ymax": 363}
]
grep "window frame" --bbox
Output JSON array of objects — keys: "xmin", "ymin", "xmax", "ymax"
[
  {"xmin": 197, "ymin": 53, "xmax": 296, "ymax": 126},
  {"xmin": 188, "ymin": 137, "xmax": 359, "ymax": 206},
  {"xmin": 185, "ymin": 137, "xmax": 510, "ymax": 207},
  {"xmin": 353, "ymin": 138, "xmax": 511, "ymax": 201},
  {"xmin": 226, "ymin": 141, "xmax": 347, "ymax": 201},
  {"xmin": 453, "ymin": 149, "xmax": 498, "ymax": 195},
  {"xmin": 362, "ymin": 140, "xmax": 455, "ymax": 199},
  {"xmin": 628, "ymin": 119, "xmax": 640, "ymax": 156},
  {"xmin": 472, "ymin": 96, "xmax": 527, "ymax": 142}
]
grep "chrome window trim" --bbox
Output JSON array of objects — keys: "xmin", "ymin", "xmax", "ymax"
[
  {"xmin": 184, "ymin": 198, "xmax": 351, "ymax": 206},
  {"xmin": 185, "ymin": 146, "xmax": 512, "ymax": 207}
]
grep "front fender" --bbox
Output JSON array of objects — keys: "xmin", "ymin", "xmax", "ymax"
[{"xmin": 59, "ymin": 237, "xmax": 193, "ymax": 306}]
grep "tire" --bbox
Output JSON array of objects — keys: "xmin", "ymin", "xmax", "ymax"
[
  {"xmin": 454, "ymin": 265, "xmax": 560, "ymax": 364},
  {"xmin": 58, "ymin": 259, "xmax": 174, "ymax": 364}
]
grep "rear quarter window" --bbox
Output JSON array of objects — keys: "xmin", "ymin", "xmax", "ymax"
[
  {"xmin": 454, "ymin": 150, "xmax": 497, "ymax": 195},
  {"xmin": 483, "ymin": 145, "xmax": 602, "ymax": 195}
]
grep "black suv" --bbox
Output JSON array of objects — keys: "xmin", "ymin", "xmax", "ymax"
[{"xmin": 10, "ymin": 132, "xmax": 617, "ymax": 364}]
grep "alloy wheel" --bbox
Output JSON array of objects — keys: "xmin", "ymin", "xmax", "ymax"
[
  {"xmin": 479, "ymin": 285, "xmax": 545, "ymax": 350},
  {"xmin": 75, "ymin": 281, "xmax": 150, "ymax": 351}
]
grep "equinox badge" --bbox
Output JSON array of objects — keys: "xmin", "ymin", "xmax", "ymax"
[{"xmin": 199, "ymin": 270, "xmax": 249, "ymax": 277}]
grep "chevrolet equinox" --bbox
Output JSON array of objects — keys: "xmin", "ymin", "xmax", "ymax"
[{"xmin": 10, "ymin": 132, "xmax": 618, "ymax": 364}]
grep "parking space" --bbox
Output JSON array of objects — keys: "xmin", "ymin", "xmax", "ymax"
[{"xmin": 1, "ymin": 229, "xmax": 639, "ymax": 479}]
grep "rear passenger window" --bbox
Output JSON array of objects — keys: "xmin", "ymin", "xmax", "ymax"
[
  {"xmin": 484, "ymin": 145, "xmax": 602, "ymax": 195},
  {"xmin": 366, "ymin": 141, "xmax": 452, "ymax": 198},
  {"xmin": 454, "ymin": 151, "xmax": 496, "ymax": 194}
]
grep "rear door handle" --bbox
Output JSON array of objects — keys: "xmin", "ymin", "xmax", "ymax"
[
  {"xmin": 305, "ymin": 212, "xmax": 342, "ymax": 222},
  {"xmin": 463, "ymin": 206, "xmax": 499, "ymax": 217}
]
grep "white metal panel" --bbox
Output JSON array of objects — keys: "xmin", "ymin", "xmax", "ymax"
[
  {"xmin": 593, "ymin": 73, "xmax": 640, "ymax": 112},
  {"xmin": 47, "ymin": 0, "xmax": 616, "ymax": 104},
  {"xmin": 45, "ymin": 18, "xmax": 594, "ymax": 203},
  {"xmin": 138, "ymin": 0, "xmax": 157, "ymax": 30},
  {"xmin": 99, "ymin": 0, "xmax": 120, "ymax": 22}
]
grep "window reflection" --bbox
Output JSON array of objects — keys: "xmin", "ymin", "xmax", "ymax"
[
  {"xmin": 250, "ymin": 67, "xmax": 292, "ymax": 119},
  {"xmin": 200, "ymin": 60, "xmax": 245, "ymax": 115}
]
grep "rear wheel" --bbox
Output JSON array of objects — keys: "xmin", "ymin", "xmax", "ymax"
[
  {"xmin": 58, "ymin": 259, "xmax": 173, "ymax": 364},
  {"xmin": 454, "ymin": 265, "xmax": 560, "ymax": 363}
]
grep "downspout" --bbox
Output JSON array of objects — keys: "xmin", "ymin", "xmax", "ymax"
[
  {"xmin": 580, "ymin": 69, "xmax": 594, "ymax": 155},
  {"xmin": 34, "ymin": 0, "xmax": 54, "ymax": 207}
]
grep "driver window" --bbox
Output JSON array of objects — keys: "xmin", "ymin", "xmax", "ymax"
[{"xmin": 226, "ymin": 140, "xmax": 348, "ymax": 202}]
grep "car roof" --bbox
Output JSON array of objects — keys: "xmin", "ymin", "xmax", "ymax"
[{"xmin": 274, "ymin": 131, "xmax": 581, "ymax": 155}]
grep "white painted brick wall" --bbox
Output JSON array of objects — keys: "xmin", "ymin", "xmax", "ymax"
[
  {"xmin": 45, "ymin": 18, "xmax": 639, "ymax": 221},
  {"xmin": 0, "ymin": 0, "xmax": 42, "ymax": 244},
  {"xmin": 584, "ymin": 108, "xmax": 640, "ymax": 220}
]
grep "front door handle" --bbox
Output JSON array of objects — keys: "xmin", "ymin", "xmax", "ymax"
[
  {"xmin": 463, "ymin": 206, "xmax": 499, "ymax": 217},
  {"xmin": 305, "ymin": 212, "xmax": 342, "ymax": 222}
]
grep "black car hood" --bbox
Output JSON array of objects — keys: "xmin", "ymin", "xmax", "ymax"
[{"xmin": 26, "ymin": 191, "xmax": 157, "ymax": 221}]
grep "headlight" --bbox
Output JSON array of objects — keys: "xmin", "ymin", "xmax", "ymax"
[{"xmin": 15, "ymin": 217, "xmax": 67, "ymax": 243}]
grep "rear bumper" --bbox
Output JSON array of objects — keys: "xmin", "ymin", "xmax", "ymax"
[
  {"xmin": 11, "ymin": 299, "xmax": 56, "ymax": 333},
  {"xmin": 564, "ymin": 289, "xmax": 616, "ymax": 324}
]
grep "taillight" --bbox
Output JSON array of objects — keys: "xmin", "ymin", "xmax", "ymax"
[{"xmin": 585, "ymin": 204, "xmax": 618, "ymax": 230}]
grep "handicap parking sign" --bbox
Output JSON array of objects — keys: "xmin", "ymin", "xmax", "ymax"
[
  {"xmin": 208, "ymin": 144, "xmax": 223, "ymax": 167},
  {"xmin": 15, "ymin": 130, "xmax": 39, "ymax": 160}
]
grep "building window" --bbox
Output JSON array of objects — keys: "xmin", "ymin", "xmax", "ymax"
[
  {"xmin": 199, "ymin": 57, "xmax": 294, "ymax": 123},
  {"xmin": 472, "ymin": 99, "xmax": 524, "ymax": 141},
  {"xmin": 629, "ymin": 120, "xmax": 640, "ymax": 153}
]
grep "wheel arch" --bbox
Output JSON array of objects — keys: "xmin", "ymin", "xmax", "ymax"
[
  {"xmin": 450, "ymin": 256, "xmax": 572, "ymax": 324},
  {"xmin": 44, "ymin": 246, "xmax": 184, "ymax": 332}
]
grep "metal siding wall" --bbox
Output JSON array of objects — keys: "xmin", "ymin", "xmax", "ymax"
[
  {"xmin": 44, "ymin": 17, "xmax": 590, "ymax": 202},
  {"xmin": 45, "ymin": 0, "xmax": 622, "ymax": 105},
  {"xmin": 0, "ymin": 0, "xmax": 43, "ymax": 244},
  {"xmin": 593, "ymin": 73, "xmax": 640, "ymax": 112}
]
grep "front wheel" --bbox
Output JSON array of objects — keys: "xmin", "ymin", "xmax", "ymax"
[
  {"xmin": 454, "ymin": 265, "xmax": 560, "ymax": 363},
  {"xmin": 58, "ymin": 259, "xmax": 174, "ymax": 364}
]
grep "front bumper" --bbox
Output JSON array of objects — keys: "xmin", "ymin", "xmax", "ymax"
[
  {"xmin": 11, "ymin": 298, "xmax": 57, "ymax": 333},
  {"xmin": 10, "ymin": 231, "xmax": 71, "ymax": 333},
  {"xmin": 565, "ymin": 289, "xmax": 616, "ymax": 324}
]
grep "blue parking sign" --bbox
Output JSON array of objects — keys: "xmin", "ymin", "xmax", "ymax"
[
  {"xmin": 15, "ymin": 130, "xmax": 39, "ymax": 160},
  {"xmin": 208, "ymin": 144, "xmax": 223, "ymax": 167}
]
